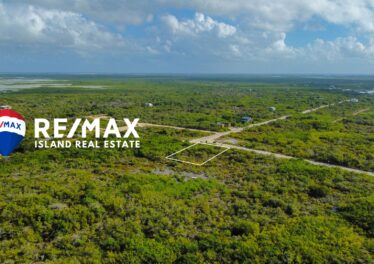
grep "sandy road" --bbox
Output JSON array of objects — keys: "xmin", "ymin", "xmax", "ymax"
[
  {"xmin": 86, "ymin": 101, "xmax": 374, "ymax": 176},
  {"xmin": 213, "ymin": 143, "xmax": 374, "ymax": 177},
  {"xmin": 333, "ymin": 107, "xmax": 371, "ymax": 123},
  {"xmin": 117, "ymin": 123, "xmax": 213, "ymax": 133},
  {"xmin": 301, "ymin": 104, "xmax": 332, "ymax": 114},
  {"xmin": 181, "ymin": 100, "xmax": 374, "ymax": 176},
  {"xmin": 191, "ymin": 100, "xmax": 350, "ymax": 144},
  {"xmin": 190, "ymin": 115, "xmax": 290, "ymax": 144},
  {"xmin": 137, "ymin": 123, "xmax": 212, "ymax": 133},
  {"xmin": 352, "ymin": 107, "xmax": 371, "ymax": 116},
  {"xmin": 301, "ymin": 100, "xmax": 349, "ymax": 114},
  {"xmin": 190, "ymin": 131, "xmax": 231, "ymax": 144}
]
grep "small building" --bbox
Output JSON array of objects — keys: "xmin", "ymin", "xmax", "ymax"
[
  {"xmin": 0, "ymin": 105, "xmax": 11, "ymax": 110},
  {"xmin": 241, "ymin": 116, "xmax": 253, "ymax": 123},
  {"xmin": 144, "ymin": 103, "xmax": 154, "ymax": 107},
  {"xmin": 268, "ymin": 106, "xmax": 276, "ymax": 112},
  {"xmin": 350, "ymin": 98, "xmax": 359, "ymax": 103},
  {"xmin": 217, "ymin": 122, "xmax": 231, "ymax": 128},
  {"xmin": 217, "ymin": 122, "xmax": 225, "ymax": 128}
]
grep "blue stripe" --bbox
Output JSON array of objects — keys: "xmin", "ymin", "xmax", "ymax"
[{"xmin": 0, "ymin": 132, "xmax": 24, "ymax": 156}]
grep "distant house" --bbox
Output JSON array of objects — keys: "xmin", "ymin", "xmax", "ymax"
[
  {"xmin": 268, "ymin": 106, "xmax": 276, "ymax": 112},
  {"xmin": 144, "ymin": 103, "xmax": 154, "ymax": 107},
  {"xmin": 217, "ymin": 122, "xmax": 224, "ymax": 128},
  {"xmin": 241, "ymin": 116, "xmax": 253, "ymax": 123},
  {"xmin": 217, "ymin": 122, "xmax": 231, "ymax": 128},
  {"xmin": 0, "ymin": 105, "xmax": 11, "ymax": 110}
]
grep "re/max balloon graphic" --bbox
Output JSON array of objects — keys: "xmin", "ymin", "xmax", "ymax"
[{"xmin": 0, "ymin": 110, "xmax": 26, "ymax": 156}]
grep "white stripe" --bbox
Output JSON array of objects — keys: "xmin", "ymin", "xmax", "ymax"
[{"xmin": 0, "ymin": 116, "xmax": 26, "ymax": 136}]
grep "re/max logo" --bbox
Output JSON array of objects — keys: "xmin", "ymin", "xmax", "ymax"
[
  {"xmin": 34, "ymin": 118, "xmax": 139, "ymax": 139},
  {"xmin": 0, "ymin": 121, "xmax": 22, "ymax": 130}
]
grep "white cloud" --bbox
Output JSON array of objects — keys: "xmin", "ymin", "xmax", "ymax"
[
  {"xmin": 162, "ymin": 13, "xmax": 236, "ymax": 38},
  {"xmin": 8, "ymin": 0, "xmax": 374, "ymax": 34},
  {"xmin": 0, "ymin": 2, "xmax": 125, "ymax": 50},
  {"xmin": 1, "ymin": 0, "xmax": 374, "ymax": 71},
  {"xmin": 183, "ymin": 0, "xmax": 374, "ymax": 33},
  {"xmin": 44, "ymin": 0, "xmax": 372, "ymax": 32},
  {"xmin": 158, "ymin": 12, "xmax": 301, "ymax": 61},
  {"xmin": 229, "ymin": 44, "xmax": 241, "ymax": 57},
  {"xmin": 307, "ymin": 37, "xmax": 374, "ymax": 61},
  {"xmin": 6, "ymin": 0, "xmax": 155, "ymax": 25},
  {"xmin": 267, "ymin": 32, "xmax": 299, "ymax": 57}
]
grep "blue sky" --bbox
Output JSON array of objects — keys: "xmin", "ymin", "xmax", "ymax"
[{"xmin": 0, "ymin": 0, "xmax": 374, "ymax": 74}]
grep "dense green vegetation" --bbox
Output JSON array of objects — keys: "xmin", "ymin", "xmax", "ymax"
[
  {"xmin": 1, "ymin": 78, "xmax": 351, "ymax": 131},
  {"xmin": 0, "ymin": 76, "xmax": 373, "ymax": 263}
]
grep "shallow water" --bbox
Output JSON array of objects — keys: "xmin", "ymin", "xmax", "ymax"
[
  {"xmin": 0, "ymin": 78, "xmax": 104, "ymax": 91},
  {"xmin": 359, "ymin": 90, "xmax": 374, "ymax": 95}
]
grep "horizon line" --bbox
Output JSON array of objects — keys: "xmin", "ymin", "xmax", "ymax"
[{"xmin": 1, "ymin": 72, "xmax": 374, "ymax": 76}]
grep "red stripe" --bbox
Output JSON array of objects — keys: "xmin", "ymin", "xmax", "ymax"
[{"xmin": 0, "ymin": 110, "xmax": 25, "ymax": 121}]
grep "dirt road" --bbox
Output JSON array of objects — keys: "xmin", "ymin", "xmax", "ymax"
[
  {"xmin": 138, "ymin": 123, "xmax": 212, "ymax": 133},
  {"xmin": 333, "ymin": 107, "xmax": 371, "ymax": 123},
  {"xmin": 301, "ymin": 100, "xmax": 349, "ymax": 114},
  {"xmin": 214, "ymin": 143, "xmax": 374, "ymax": 177},
  {"xmin": 88, "ymin": 101, "xmax": 374, "ymax": 177},
  {"xmin": 187, "ymin": 100, "xmax": 374, "ymax": 177},
  {"xmin": 191, "ymin": 100, "xmax": 349, "ymax": 144},
  {"xmin": 190, "ymin": 116, "xmax": 290, "ymax": 144}
]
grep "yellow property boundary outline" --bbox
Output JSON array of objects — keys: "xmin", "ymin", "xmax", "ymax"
[{"xmin": 166, "ymin": 143, "xmax": 230, "ymax": 166}]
